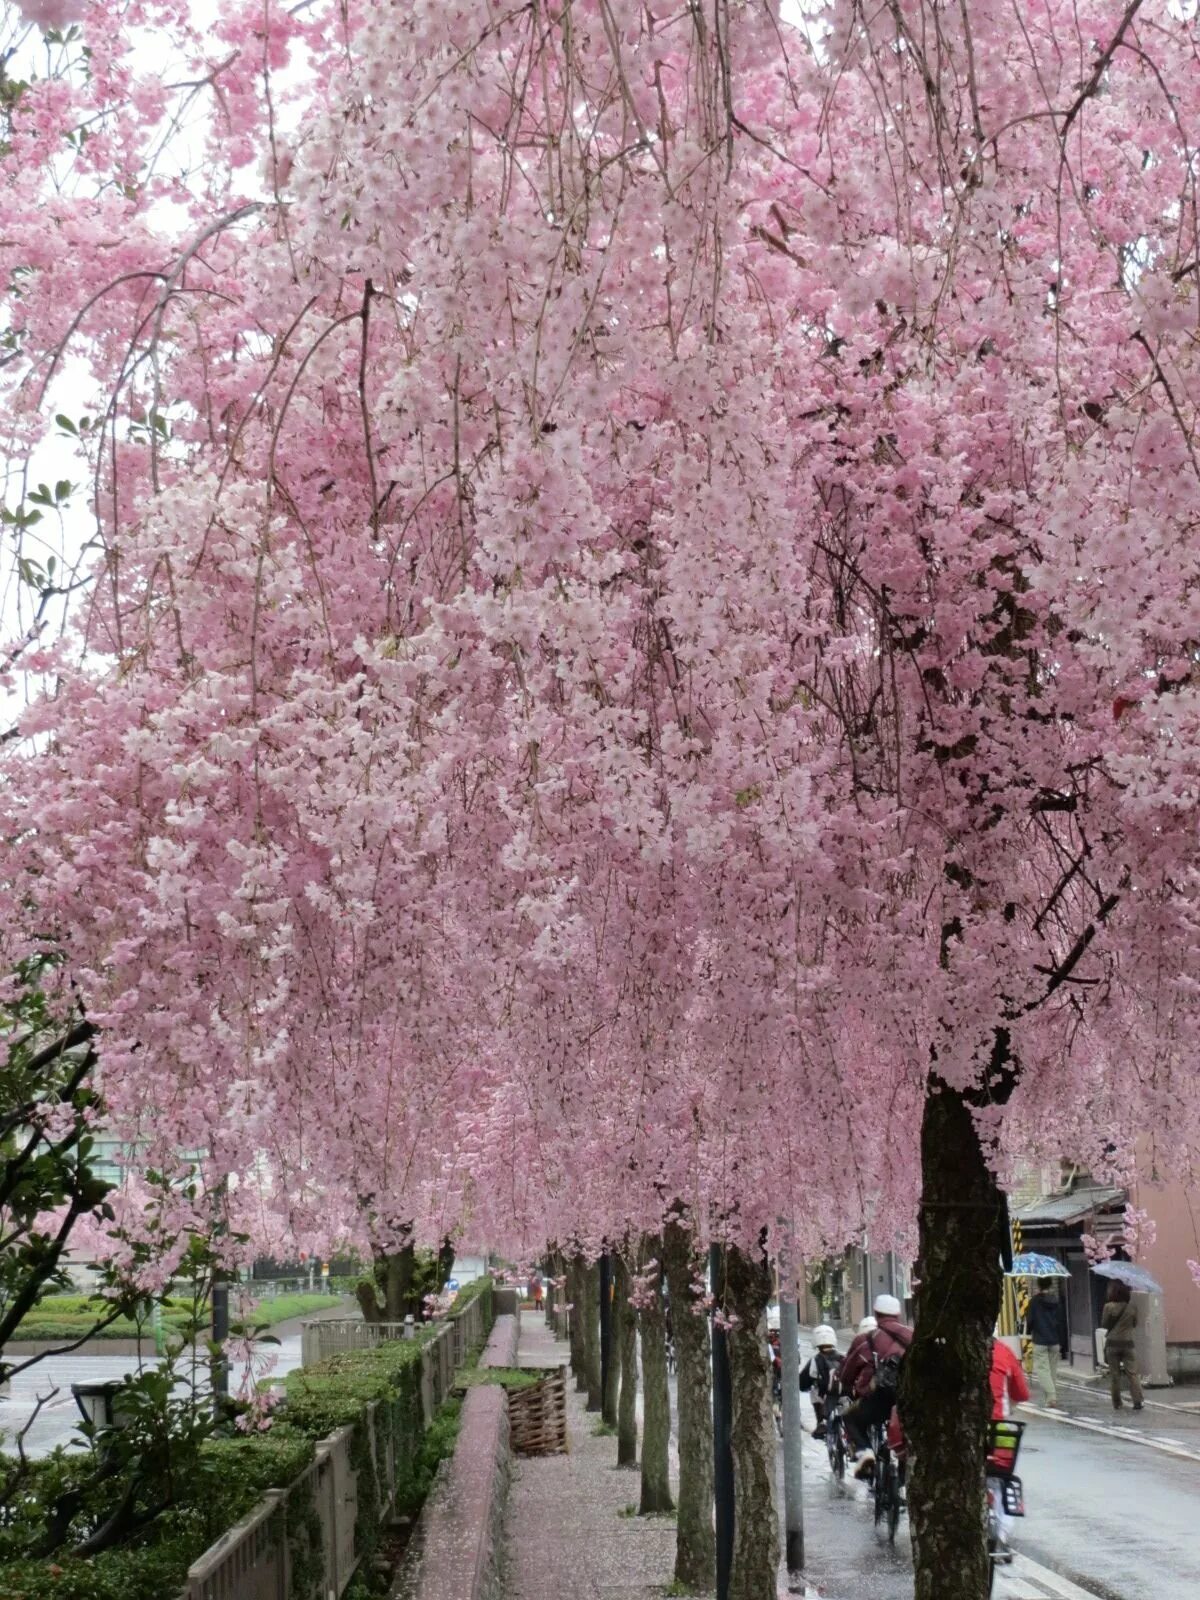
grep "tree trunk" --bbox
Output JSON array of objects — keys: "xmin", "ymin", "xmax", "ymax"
[
  {"xmin": 725, "ymin": 1240, "xmax": 778, "ymax": 1600},
  {"xmin": 616, "ymin": 1249, "xmax": 639, "ymax": 1467},
  {"xmin": 602, "ymin": 1255, "xmax": 621, "ymax": 1427},
  {"xmin": 664, "ymin": 1214, "xmax": 716, "ymax": 1592},
  {"xmin": 583, "ymin": 1259, "xmax": 603, "ymax": 1411},
  {"xmin": 568, "ymin": 1252, "xmax": 587, "ymax": 1389},
  {"xmin": 639, "ymin": 1235, "xmax": 674, "ymax": 1513},
  {"xmin": 905, "ymin": 1079, "xmax": 1006, "ymax": 1600}
]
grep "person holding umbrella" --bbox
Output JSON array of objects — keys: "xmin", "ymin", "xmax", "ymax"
[
  {"xmin": 1101, "ymin": 1281, "xmax": 1144, "ymax": 1410},
  {"xmin": 1026, "ymin": 1276, "xmax": 1069, "ymax": 1409}
]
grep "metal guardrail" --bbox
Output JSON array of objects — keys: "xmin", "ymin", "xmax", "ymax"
[{"xmin": 183, "ymin": 1293, "xmax": 490, "ymax": 1599}]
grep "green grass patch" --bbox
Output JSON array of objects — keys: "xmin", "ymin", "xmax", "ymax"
[
  {"xmin": 591, "ymin": 1419, "xmax": 618, "ymax": 1436},
  {"xmin": 12, "ymin": 1291, "xmax": 345, "ymax": 1343},
  {"xmin": 457, "ymin": 1365, "xmax": 541, "ymax": 1389}
]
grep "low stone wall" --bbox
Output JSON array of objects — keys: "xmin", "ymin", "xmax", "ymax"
[
  {"xmin": 406, "ymin": 1385, "xmax": 510, "ymax": 1600},
  {"xmin": 479, "ymin": 1313, "xmax": 519, "ymax": 1369},
  {"xmin": 6, "ymin": 1337, "xmax": 154, "ymax": 1359}
]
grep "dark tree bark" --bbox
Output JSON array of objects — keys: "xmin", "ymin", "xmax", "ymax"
[
  {"xmin": 664, "ymin": 1213, "xmax": 716, "ymax": 1593},
  {"xmin": 602, "ymin": 1255, "xmax": 621, "ymax": 1427},
  {"xmin": 725, "ymin": 1239, "xmax": 778, "ymax": 1600},
  {"xmin": 568, "ymin": 1251, "xmax": 587, "ymax": 1389},
  {"xmin": 616, "ymin": 1249, "xmax": 639, "ymax": 1467},
  {"xmin": 356, "ymin": 1238, "xmax": 415, "ymax": 1324},
  {"xmin": 905, "ymin": 1078, "xmax": 1006, "ymax": 1600},
  {"xmin": 638, "ymin": 1235, "xmax": 674, "ymax": 1513},
  {"xmin": 583, "ymin": 1259, "xmax": 603, "ymax": 1411}
]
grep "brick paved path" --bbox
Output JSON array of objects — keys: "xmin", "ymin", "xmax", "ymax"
[{"xmin": 502, "ymin": 1315, "xmax": 677, "ymax": 1600}]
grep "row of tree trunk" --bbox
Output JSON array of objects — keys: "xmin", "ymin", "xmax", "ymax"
[
  {"xmin": 546, "ymin": 1081, "xmax": 1012, "ymax": 1600},
  {"xmin": 556, "ymin": 1228, "xmax": 777, "ymax": 1599}
]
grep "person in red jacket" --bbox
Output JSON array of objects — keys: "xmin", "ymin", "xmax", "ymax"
[
  {"xmin": 990, "ymin": 1337, "xmax": 1031, "ymax": 1420},
  {"xmin": 987, "ymin": 1338, "xmax": 1030, "ymax": 1562},
  {"xmin": 838, "ymin": 1294, "xmax": 913, "ymax": 1475}
]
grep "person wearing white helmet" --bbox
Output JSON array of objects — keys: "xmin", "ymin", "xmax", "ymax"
[
  {"xmin": 798, "ymin": 1323, "xmax": 842, "ymax": 1439},
  {"xmin": 838, "ymin": 1293, "xmax": 913, "ymax": 1477},
  {"xmin": 857, "ymin": 1315, "xmax": 877, "ymax": 1335}
]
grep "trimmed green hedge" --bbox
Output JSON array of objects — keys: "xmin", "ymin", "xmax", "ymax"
[{"xmin": 0, "ymin": 1284, "xmax": 496, "ymax": 1600}]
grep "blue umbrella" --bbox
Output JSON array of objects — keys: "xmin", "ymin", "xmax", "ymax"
[
  {"xmin": 1007, "ymin": 1252, "xmax": 1070, "ymax": 1279},
  {"xmin": 1092, "ymin": 1260, "xmax": 1163, "ymax": 1294}
]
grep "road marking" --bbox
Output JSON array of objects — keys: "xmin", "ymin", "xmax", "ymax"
[
  {"xmin": 1021, "ymin": 1402, "xmax": 1200, "ymax": 1464},
  {"xmin": 1057, "ymin": 1378, "xmax": 1190, "ymax": 1416},
  {"xmin": 999, "ymin": 1553, "xmax": 1103, "ymax": 1598}
]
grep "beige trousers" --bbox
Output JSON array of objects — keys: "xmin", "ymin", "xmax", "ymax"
[{"xmin": 1031, "ymin": 1343, "xmax": 1060, "ymax": 1405}]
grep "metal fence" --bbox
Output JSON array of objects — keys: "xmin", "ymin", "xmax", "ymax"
[{"xmin": 182, "ymin": 1292, "xmax": 491, "ymax": 1599}]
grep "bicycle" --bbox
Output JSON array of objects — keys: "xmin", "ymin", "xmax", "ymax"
[
  {"xmin": 824, "ymin": 1394, "xmax": 849, "ymax": 1481},
  {"xmin": 870, "ymin": 1414, "xmax": 905, "ymax": 1544},
  {"xmin": 985, "ymin": 1418, "xmax": 1026, "ymax": 1596}
]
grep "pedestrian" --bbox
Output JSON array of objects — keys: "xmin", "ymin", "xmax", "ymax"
[
  {"xmin": 1101, "ymin": 1281, "xmax": 1144, "ymax": 1411},
  {"xmin": 1025, "ymin": 1276, "xmax": 1069, "ymax": 1409}
]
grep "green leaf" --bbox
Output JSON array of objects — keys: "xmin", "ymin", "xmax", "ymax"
[
  {"xmin": 55, "ymin": 413, "xmax": 77, "ymax": 435},
  {"xmin": 55, "ymin": 479, "xmax": 72, "ymax": 502}
]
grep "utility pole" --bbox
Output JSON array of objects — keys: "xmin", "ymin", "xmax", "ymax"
[
  {"xmin": 779, "ymin": 1278, "xmax": 805, "ymax": 1583},
  {"xmin": 710, "ymin": 1243, "xmax": 734, "ymax": 1600}
]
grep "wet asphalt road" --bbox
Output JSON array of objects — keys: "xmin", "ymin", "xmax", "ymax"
[
  {"xmin": 784, "ymin": 1389, "xmax": 1200, "ymax": 1600},
  {"xmin": 0, "ymin": 1334, "xmax": 306, "ymax": 1457}
]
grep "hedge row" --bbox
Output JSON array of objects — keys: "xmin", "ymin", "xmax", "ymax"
[{"xmin": 0, "ymin": 1279, "xmax": 494, "ymax": 1600}]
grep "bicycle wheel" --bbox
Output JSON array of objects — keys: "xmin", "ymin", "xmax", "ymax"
[
  {"xmin": 830, "ymin": 1424, "xmax": 846, "ymax": 1482},
  {"xmin": 873, "ymin": 1451, "xmax": 887, "ymax": 1525},
  {"xmin": 986, "ymin": 1536, "xmax": 997, "ymax": 1597},
  {"xmin": 887, "ymin": 1459, "xmax": 902, "ymax": 1543}
]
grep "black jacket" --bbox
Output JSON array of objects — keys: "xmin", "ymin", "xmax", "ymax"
[{"xmin": 1026, "ymin": 1291, "xmax": 1069, "ymax": 1356}]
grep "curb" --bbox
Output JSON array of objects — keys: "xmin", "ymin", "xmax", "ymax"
[{"xmin": 1020, "ymin": 1401, "xmax": 1200, "ymax": 1463}]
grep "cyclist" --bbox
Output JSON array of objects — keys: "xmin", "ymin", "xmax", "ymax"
[
  {"xmin": 838, "ymin": 1293, "xmax": 913, "ymax": 1477},
  {"xmin": 798, "ymin": 1323, "xmax": 842, "ymax": 1438},
  {"xmin": 988, "ymin": 1338, "xmax": 1030, "ymax": 1565}
]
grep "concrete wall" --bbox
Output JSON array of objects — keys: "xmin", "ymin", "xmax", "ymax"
[{"xmin": 1136, "ymin": 1179, "xmax": 1200, "ymax": 1350}]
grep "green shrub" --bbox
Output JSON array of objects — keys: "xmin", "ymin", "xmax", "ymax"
[{"xmin": 0, "ymin": 1300, "xmax": 485, "ymax": 1599}]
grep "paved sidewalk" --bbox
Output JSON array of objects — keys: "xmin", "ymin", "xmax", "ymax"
[
  {"xmin": 502, "ymin": 1317, "xmax": 677, "ymax": 1600},
  {"xmin": 513, "ymin": 1314, "xmax": 570, "ymax": 1370}
]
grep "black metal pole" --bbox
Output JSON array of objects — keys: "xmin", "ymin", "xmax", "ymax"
[
  {"xmin": 599, "ymin": 1251, "xmax": 612, "ymax": 1413},
  {"xmin": 211, "ymin": 1275, "xmax": 229, "ymax": 1417},
  {"xmin": 711, "ymin": 1243, "xmax": 734, "ymax": 1600}
]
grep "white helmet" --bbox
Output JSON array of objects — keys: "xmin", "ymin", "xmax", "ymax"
[
  {"xmin": 812, "ymin": 1324, "xmax": 836, "ymax": 1348},
  {"xmin": 857, "ymin": 1315, "xmax": 877, "ymax": 1334},
  {"xmin": 873, "ymin": 1293, "xmax": 902, "ymax": 1317}
]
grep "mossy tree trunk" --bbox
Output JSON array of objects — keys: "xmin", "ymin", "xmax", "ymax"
[
  {"xmin": 664, "ymin": 1212, "xmax": 716, "ymax": 1592},
  {"xmin": 639, "ymin": 1234, "xmax": 674, "ymax": 1514},
  {"xmin": 905, "ymin": 1076, "xmax": 1006, "ymax": 1600},
  {"xmin": 616, "ymin": 1248, "xmax": 639, "ymax": 1468},
  {"xmin": 583, "ymin": 1259, "xmax": 603, "ymax": 1411},
  {"xmin": 357, "ymin": 1239, "xmax": 415, "ymax": 1323},
  {"xmin": 725, "ymin": 1239, "xmax": 778, "ymax": 1600}
]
